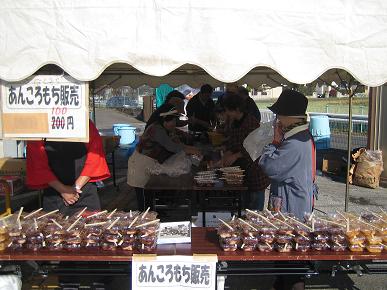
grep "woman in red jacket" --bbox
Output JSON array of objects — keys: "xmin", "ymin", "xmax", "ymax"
[{"xmin": 26, "ymin": 120, "xmax": 110, "ymax": 216}]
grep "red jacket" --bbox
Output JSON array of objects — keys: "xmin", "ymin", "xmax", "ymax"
[{"xmin": 26, "ymin": 121, "xmax": 110, "ymax": 189}]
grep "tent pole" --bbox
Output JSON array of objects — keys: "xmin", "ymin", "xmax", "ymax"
[
  {"xmin": 89, "ymin": 82, "xmax": 97, "ymax": 125},
  {"xmin": 92, "ymin": 94, "xmax": 96, "ymax": 124},
  {"xmin": 344, "ymin": 93, "xmax": 354, "ymax": 212}
]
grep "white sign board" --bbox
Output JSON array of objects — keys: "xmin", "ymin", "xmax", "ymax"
[
  {"xmin": 132, "ymin": 255, "xmax": 217, "ymax": 290},
  {"xmin": 1, "ymin": 75, "xmax": 88, "ymax": 141}
]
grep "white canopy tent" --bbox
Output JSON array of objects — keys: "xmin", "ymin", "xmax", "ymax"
[
  {"xmin": 1, "ymin": 0, "xmax": 387, "ymax": 87},
  {"xmin": 1, "ymin": 0, "xmax": 387, "ymax": 211}
]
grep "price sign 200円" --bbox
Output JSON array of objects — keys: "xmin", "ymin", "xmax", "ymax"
[{"xmin": 1, "ymin": 75, "xmax": 89, "ymax": 142}]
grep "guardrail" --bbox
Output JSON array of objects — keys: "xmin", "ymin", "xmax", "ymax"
[{"xmin": 260, "ymin": 110, "xmax": 368, "ymax": 150}]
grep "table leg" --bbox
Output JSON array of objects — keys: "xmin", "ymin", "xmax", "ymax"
[
  {"xmin": 143, "ymin": 190, "xmax": 153, "ymax": 211},
  {"xmin": 238, "ymin": 191, "xmax": 243, "ymax": 217},
  {"xmin": 191, "ymin": 190, "xmax": 198, "ymax": 216},
  {"xmin": 199, "ymin": 191, "xmax": 206, "ymax": 227},
  {"xmin": 111, "ymin": 150, "xmax": 116, "ymax": 187}
]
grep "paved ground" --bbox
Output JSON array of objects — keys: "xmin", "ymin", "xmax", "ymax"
[
  {"xmin": 15, "ymin": 108, "xmax": 387, "ymax": 289},
  {"xmin": 94, "ymin": 108, "xmax": 387, "ymax": 214},
  {"xmin": 91, "ymin": 108, "xmax": 387, "ymax": 290}
]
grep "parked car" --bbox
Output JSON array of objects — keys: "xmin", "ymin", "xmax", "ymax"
[{"xmin": 106, "ymin": 96, "xmax": 139, "ymax": 108}]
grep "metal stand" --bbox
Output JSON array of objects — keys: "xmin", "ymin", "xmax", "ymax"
[{"xmin": 344, "ymin": 93, "xmax": 354, "ymax": 212}]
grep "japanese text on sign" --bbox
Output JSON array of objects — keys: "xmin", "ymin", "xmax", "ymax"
[
  {"xmin": 7, "ymin": 84, "xmax": 81, "ymax": 109},
  {"xmin": 1, "ymin": 75, "xmax": 88, "ymax": 141},
  {"xmin": 132, "ymin": 255, "xmax": 217, "ymax": 290}
]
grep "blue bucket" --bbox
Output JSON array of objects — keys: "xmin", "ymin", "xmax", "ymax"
[
  {"xmin": 113, "ymin": 124, "xmax": 131, "ymax": 135},
  {"xmin": 126, "ymin": 136, "xmax": 139, "ymax": 159},
  {"xmin": 309, "ymin": 116, "xmax": 331, "ymax": 150},
  {"xmin": 113, "ymin": 124, "xmax": 136, "ymax": 145}
]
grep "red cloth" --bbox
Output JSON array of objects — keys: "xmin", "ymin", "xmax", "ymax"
[{"xmin": 26, "ymin": 121, "xmax": 110, "ymax": 189}]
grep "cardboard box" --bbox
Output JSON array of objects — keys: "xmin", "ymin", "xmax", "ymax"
[
  {"xmin": 0, "ymin": 158, "xmax": 26, "ymax": 175},
  {"xmin": 0, "ymin": 175, "xmax": 24, "ymax": 196},
  {"xmin": 322, "ymin": 154, "xmax": 345, "ymax": 175},
  {"xmin": 100, "ymin": 135, "xmax": 120, "ymax": 154}
]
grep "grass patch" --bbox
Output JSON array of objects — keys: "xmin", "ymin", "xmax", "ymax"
[{"xmin": 256, "ymin": 97, "xmax": 369, "ymax": 115}]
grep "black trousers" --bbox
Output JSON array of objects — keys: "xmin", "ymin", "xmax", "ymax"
[
  {"xmin": 135, "ymin": 187, "xmax": 145, "ymax": 211},
  {"xmin": 43, "ymin": 183, "xmax": 100, "ymax": 216}
]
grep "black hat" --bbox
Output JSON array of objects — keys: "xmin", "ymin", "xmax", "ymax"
[{"xmin": 268, "ymin": 89, "xmax": 308, "ymax": 116}]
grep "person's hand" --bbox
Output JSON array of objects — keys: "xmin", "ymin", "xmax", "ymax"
[
  {"xmin": 273, "ymin": 121, "xmax": 284, "ymax": 144},
  {"xmin": 222, "ymin": 153, "xmax": 238, "ymax": 167},
  {"xmin": 60, "ymin": 185, "xmax": 79, "ymax": 206},
  {"xmin": 184, "ymin": 146, "xmax": 202, "ymax": 156}
]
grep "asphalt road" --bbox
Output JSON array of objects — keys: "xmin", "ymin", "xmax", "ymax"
[
  {"xmin": 94, "ymin": 108, "xmax": 387, "ymax": 213},
  {"xmin": 95, "ymin": 108, "xmax": 387, "ymax": 290},
  {"xmin": 17, "ymin": 108, "xmax": 387, "ymax": 289}
]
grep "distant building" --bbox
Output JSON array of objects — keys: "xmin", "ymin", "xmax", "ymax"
[{"xmin": 250, "ymin": 86, "xmax": 282, "ymax": 100}]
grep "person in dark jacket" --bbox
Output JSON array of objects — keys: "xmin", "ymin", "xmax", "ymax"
[
  {"xmin": 128, "ymin": 104, "xmax": 201, "ymax": 210},
  {"xmin": 145, "ymin": 90, "xmax": 186, "ymax": 129},
  {"xmin": 186, "ymin": 84, "xmax": 215, "ymax": 132},
  {"xmin": 220, "ymin": 92, "xmax": 270, "ymax": 210},
  {"xmin": 237, "ymin": 86, "xmax": 261, "ymax": 123}
]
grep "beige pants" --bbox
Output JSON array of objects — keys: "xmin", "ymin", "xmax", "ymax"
[{"xmin": 127, "ymin": 150, "xmax": 158, "ymax": 188}]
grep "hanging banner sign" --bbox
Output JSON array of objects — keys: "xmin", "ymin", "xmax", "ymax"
[
  {"xmin": 0, "ymin": 75, "xmax": 88, "ymax": 142},
  {"xmin": 132, "ymin": 255, "xmax": 217, "ymax": 290}
]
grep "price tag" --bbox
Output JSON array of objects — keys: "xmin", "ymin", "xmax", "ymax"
[
  {"xmin": 132, "ymin": 255, "xmax": 217, "ymax": 290},
  {"xmin": 1, "ymin": 75, "xmax": 88, "ymax": 141}
]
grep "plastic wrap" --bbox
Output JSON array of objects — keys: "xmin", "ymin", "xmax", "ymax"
[{"xmin": 149, "ymin": 151, "xmax": 192, "ymax": 177}]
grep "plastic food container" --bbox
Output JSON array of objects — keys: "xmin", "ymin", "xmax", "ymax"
[
  {"xmin": 346, "ymin": 227, "xmax": 361, "ymax": 239},
  {"xmin": 258, "ymin": 227, "xmax": 276, "ymax": 243},
  {"xmin": 312, "ymin": 232, "xmax": 330, "ymax": 243},
  {"xmin": 294, "ymin": 234, "xmax": 311, "ymax": 244},
  {"xmin": 365, "ymin": 235, "xmax": 382, "ymax": 245},
  {"xmin": 348, "ymin": 235, "xmax": 366, "ymax": 245},
  {"xmin": 101, "ymin": 241, "xmax": 117, "ymax": 251},
  {"xmin": 349, "ymin": 244, "xmax": 364, "ymax": 252},
  {"xmin": 330, "ymin": 242, "xmax": 348, "ymax": 252},
  {"xmin": 120, "ymin": 241, "xmax": 135, "ymax": 251},
  {"xmin": 361, "ymin": 228, "xmax": 376, "ymax": 237},
  {"xmin": 311, "ymin": 242, "xmax": 330, "ymax": 251},
  {"xmin": 276, "ymin": 243, "xmax": 292, "ymax": 252},
  {"xmin": 256, "ymin": 242, "xmax": 272, "ymax": 252},
  {"xmin": 294, "ymin": 242, "xmax": 310, "ymax": 252},
  {"xmin": 137, "ymin": 241, "xmax": 157, "ymax": 252},
  {"xmin": 276, "ymin": 235, "xmax": 293, "ymax": 244},
  {"xmin": 220, "ymin": 242, "xmax": 238, "ymax": 252},
  {"xmin": 330, "ymin": 231, "xmax": 347, "ymax": 243},
  {"xmin": 240, "ymin": 242, "xmax": 256, "ymax": 251},
  {"xmin": 366, "ymin": 244, "xmax": 383, "ymax": 253},
  {"xmin": 241, "ymin": 233, "xmax": 258, "ymax": 248}
]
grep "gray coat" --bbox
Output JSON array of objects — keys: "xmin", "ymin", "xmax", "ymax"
[{"xmin": 259, "ymin": 127, "xmax": 314, "ymax": 220}]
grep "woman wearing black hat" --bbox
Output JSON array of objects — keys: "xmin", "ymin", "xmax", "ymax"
[
  {"xmin": 259, "ymin": 89, "xmax": 315, "ymax": 290},
  {"xmin": 259, "ymin": 89, "xmax": 315, "ymax": 219},
  {"xmin": 127, "ymin": 104, "xmax": 201, "ymax": 210}
]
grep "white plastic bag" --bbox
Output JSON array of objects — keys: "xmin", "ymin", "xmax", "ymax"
[
  {"xmin": 243, "ymin": 122, "xmax": 273, "ymax": 161},
  {"xmin": 0, "ymin": 275, "xmax": 22, "ymax": 290},
  {"xmin": 149, "ymin": 151, "xmax": 192, "ymax": 177}
]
